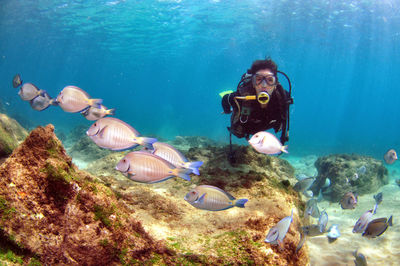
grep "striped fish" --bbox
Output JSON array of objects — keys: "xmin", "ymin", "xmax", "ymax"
[
  {"xmin": 56, "ymin": 85, "xmax": 102, "ymax": 113},
  {"xmin": 149, "ymin": 142, "xmax": 203, "ymax": 175},
  {"xmin": 115, "ymin": 151, "xmax": 191, "ymax": 183},
  {"xmin": 87, "ymin": 117, "xmax": 157, "ymax": 151},
  {"xmin": 184, "ymin": 185, "xmax": 248, "ymax": 211}
]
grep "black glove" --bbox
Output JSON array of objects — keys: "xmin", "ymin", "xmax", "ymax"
[{"xmin": 222, "ymin": 93, "xmax": 232, "ymax": 114}]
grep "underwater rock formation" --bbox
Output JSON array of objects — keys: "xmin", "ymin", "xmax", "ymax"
[
  {"xmin": 85, "ymin": 142, "xmax": 308, "ymax": 265},
  {"xmin": 0, "ymin": 113, "xmax": 27, "ymax": 159},
  {"xmin": 312, "ymin": 154, "xmax": 388, "ymax": 202},
  {"xmin": 0, "ymin": 125, "xmax": 171, "ymax": 264}
]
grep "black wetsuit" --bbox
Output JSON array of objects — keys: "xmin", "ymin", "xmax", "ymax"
[{"xmin": 222, "ymin": 83, "xmax": 289, "ymax": 143}]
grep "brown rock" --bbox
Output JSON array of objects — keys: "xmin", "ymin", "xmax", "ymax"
[{"xmin": 0, "ymin": 124, "xmax": 167, "ymax": 265}]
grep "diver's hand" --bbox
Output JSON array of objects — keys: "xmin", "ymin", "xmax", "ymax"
[{"xmin": 222, "ymin": 94, "xmax": 232, "ymax": 114}]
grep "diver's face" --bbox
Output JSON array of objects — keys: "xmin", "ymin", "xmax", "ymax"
[{"xmin": 254, "ymin": 69, "xmax": 276, "ymax": 96}]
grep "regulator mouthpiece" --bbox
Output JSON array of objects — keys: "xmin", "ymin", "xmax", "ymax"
[{"xmin": 257, "ymin": 91, "xmax": 270, "ymax": 104}]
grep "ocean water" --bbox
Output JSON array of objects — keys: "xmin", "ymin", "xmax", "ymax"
[
  {"xmin": 1, "ymin": 1, "xmax": 400, "ymax": 264},
  {"xmin": 1, "ymin": 0, "xmax": 400, "ymax": 159}
]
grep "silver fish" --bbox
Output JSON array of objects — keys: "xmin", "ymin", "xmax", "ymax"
[
  {"xmin": 18, "ymin": 83, "xmax": 45, "ymax": 101},
  {"xmin": 318, "ymin": 210, "xmax": 328, "ymax": 233},
  {"xmin": 30, "ymin": 91, "xmax": 58, "ymax": 111},
  {"xmin": 116, "ymin": 151, "xmax": 191, "ymax": 183},
  {"xmin": 149, "ymin": 142, "xmax": 203, "ymax": 175},
  {"xmin": 340, "ymin": 192, "xmax": 357, "ymax": 209},
  {"xmin": 265, "ymin": 209, "xmax": 293, "ymax": 245},
  {"xmin": 353, "ymin": 249, "xmax": 367, "ymax": 266},
  {"xmin": 327, "ymin": 224, "xmax": 340, "ymax": 243},
  {"xmin": 81, "ymin": 104, "xmax": 115, "ymax": 121},
  {"xmin": 293, "ymin": 177, "xmax": 315, "ymax": 193},
  {"xmin": 305, "ymin": 199, "xmax": 320, "ymax": 219},
  {"xmin": 384, "ymin": 149, "xmax": 397, "ymax": 164},
  {"xmin": 248, "ymin": 131, "xmax": 288, "ymax": 155},
  {"xmin": 303, "ymin": 190, "xmax": 313, "ymax": 198},
  {"xmin": 87, "ymin": 117, "xmax": 157, "ymax": 150},
  {"xmin": 56, "ymin": 85, "xmax": 102, "ymax": 113},
  {"xmin": 357, "ymin": 165, "xmax": 367, "ymax": 174},
  {"xmin": 12, "ymin": 74, "xmax": 22, "ymax": 88},
  {"xmin": 296, "ymin": 224, "xmax": 325, "ymax": 252},
  {"xmin": 353, "ymin": 204, "xmax": 378, "ymax": 233},
  {"xmin": 362, "ymin": 216, "xmax": 392, "ymax": 238},
  {"xmin": 184, "ymin": 185, "xmax": 248, "ymax": 211}
]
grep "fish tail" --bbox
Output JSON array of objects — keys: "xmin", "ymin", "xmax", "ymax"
[
  {"xmin": 39, "ymin": 90, "xmax": 47, "ymax": 97},
  {"xmin": 281, "ymin": 145, "xmax": 289, "ymax": 153},
  {"xmin": 388, "ymin": 215, "xmax": 393, "ymax": 226},
  {"xmin": 174, "ymin": 168, "xmax": 192, "ymax": 181},
  {"xmin": 49, "ymin": 98, "xmax": 59, "ymax": 106},
  {"xmin": 139, "ymin": 137, "xmax": 157, "ymax": 150},
  {"xmin": 373, "ymin": 203, "xmax": 378, "ymax": 215},
  {"xmin": 106, "ymin": 108, "xmax": 116, "ymax": 116},
  {"xmin": 184, "ymin": 161, "xmax": 203, "ymax": 175},
  {"xmin": 88, "ymin": 98, "xmax": 103, "ymax": 108},
  {"xmin": 234, "ymin": 198, "xmax": 248, "ymax": 208}
]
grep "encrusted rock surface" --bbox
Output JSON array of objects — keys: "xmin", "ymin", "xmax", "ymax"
[
  {"xmin": 0, "ymin": 113, "xmax": 28, "ymax": 158},
  {"xmin": 0, "ymin": 125, "xmax": 171, "ymax": 265},
  {"xmin": 312, "ymin": 154, "xmax": 388, "ymax": 202},
  {"xmin": 85, "ymin": 139, "xmax": 308, "ymax": 265}
]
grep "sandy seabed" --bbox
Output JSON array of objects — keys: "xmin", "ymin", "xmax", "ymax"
[{"xmin": 287, "ymin": 155, "xmax": 400, "ymax": 266}]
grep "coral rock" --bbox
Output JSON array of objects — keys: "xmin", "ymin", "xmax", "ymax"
[
  {"xmin": 312, "ymin": 154, "xmax": 388, "ymax": 202},
  {"xmin": 0, "ymin": 113, "xmax": 28, "ymax": 158}
]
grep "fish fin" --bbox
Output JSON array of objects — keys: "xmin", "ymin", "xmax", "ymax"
[
  {"xmin": 281, "ymin": 145, "xmax": 289, "ymax": 153},
  {"xmin": 388, "ymin": 215, "xmax": 393, "ymax": 226},
  {"xmin": 38, "ymin": 90, "xmax": 47, "ymax": 97},
  {"xmin": 234, "ymin": 198, "xmax": 248, "ymax": 208},
  {"xmin": 195, "ymin": 193, "xmax": 206, "ymax": 204},
  {"xmin": 199, "ymin": 185, "xmax": 236, "ymax": 200},
  {"xmin": 98, "ymin": 125, "xmax": 108, "ymax": 138},
  {"xmin": 49, "ymin": 98, "xmax": 59, "ymax": 106},
  {"xmin": 88, "ymin": 98, "xmax": 103, "ymax": 108},
  {"xmin": 174, "ymin": 168, "xmax": 192, "ymax": 181},
  {"xmin": 296, "ymin": 231, "xmax": 306, "ymax": 253},
  {"xmin": 185, "ymin": 161, "xmax": 203, "ymax": 175},
  {"xmin": 106, "ymin": 108, "xmax": 116, "ymax": 116},
  {"xmin": 139, "ymin": 137, "xmax": 158, "ymax": 150},
  {"xmin": 373, "ymin": 203, "xmax": 378, "ymax": 215}
]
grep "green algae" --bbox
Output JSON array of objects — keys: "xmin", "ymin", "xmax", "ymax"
[
  {"xmin": 93, "ymin": 204, "xmax": 115, "ymax": 228},
  {"xmin": 0, "ymin": 197, "xmax": 16, "ymax": 221}
]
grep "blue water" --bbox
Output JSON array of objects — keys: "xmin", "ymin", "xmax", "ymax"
[{"xmin": 1, "ymin": 0, "xmax": 400, "ymax": 158}]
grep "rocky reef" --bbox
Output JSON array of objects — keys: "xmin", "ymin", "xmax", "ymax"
[
  {"xmin": 312, "ymin": 154, "xmax": 388, "ymax": 202},
  {"xmin": 0, "ymin": 113, "xmax": 28, "ymax": 160},
  {"xmin": 0, "ymin": 127, "xmax": 309, "ymax": 265}
]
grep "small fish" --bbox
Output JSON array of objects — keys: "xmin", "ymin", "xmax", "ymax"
[
  {"xmin": 296, "ymin": 174, "xmax": 308, "ymax": 181},
  {"xmin": 296, "ymin": 224, "xmax": 325, "ymax": 252},
  {"xmin": 327, "ymin": 224, "xmax": 340, "ymax": 243},
  {"xmin": 322, "ymin": 178, "xmax": 331, "ymax": 188},
  {"xmin": 384, "ymin": 149, "xmax": 397, "ymax": 164},
  {"xmin": 81, "ymin": 104, "xmax": 115, "ymax": 121},
  {"xmin": 305, "ymin": 199, "xmax": 320, "ymax": 218},
  {"xmin": 18, "ymin": 83, "xmax": 45, "ymax": 101},
  {"xmin": 340, "ymin": 192, "xmax": 357, "ymax": 209},
  {"xmin": 318, "ymin": 210, "xmax": 328, "ymax": 233},
  {"xmin": 362, "ymin": 216, "xmax": 393, "ymax": 238},
  {"xmin": 12, "ymin": 74, "xmax": 22, "ymax": 88},
  {"xmin": 149, "ymin": 142, "xmax": 203, "ymax": 175},
  {"xmin": 87, "ymin": 117, "xmax": 157, "ymax": 151},
  {"xmin": 265, "ymin": 209, "xmax": 293, "ymax": 246},
  {"xmin": 116, "ymin": 151, "xmax": 192, "ymax": 183},
  {"xmin": 373, "ymin": 192, "xmax": 383, "ymax": 205},
  {"xmin": 184, "ymin": 185, "xmax": 248, "ymax": 211},
  {"xmin": 396, "ymin": 179, "xmax": 400, "ymax": 187},
  {"xmin": 303, "ymin": 190, "xmax": 313, "ymax": 198},
  {"xmin": 352, "ymin": 173, "xmax": 359, "ymax": 181},
  {"xmin": 293, "ymin": 177, "xmax": 315, "ymax": 193},
  {"xmin": 30, "ymin": 91, "xmax": 58, "ymax": 111},
  {"xmin": 248, "ymin": 131, "xmax": 288, "ymax": 155},
  {"xmin": 56, "ymin": 85, "xmax": 102, "ymax": 113},
  {"xmin": 353, "ymin": 204, "xmax": 378, "ymax": 233},
  {"xmin": 353, "ymin": 249, "xmax": 367, "ymax": 266},
  {"xmin": 357, "ymin": 165, "xmax": 367, "ymax": 175}
]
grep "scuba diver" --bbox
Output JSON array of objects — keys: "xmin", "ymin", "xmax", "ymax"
[{"xmin": 220, "ymin": 58, "xmax": 293, "ymax": 162}]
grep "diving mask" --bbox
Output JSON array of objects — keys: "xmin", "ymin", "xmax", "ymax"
[
  {"xmin": 252, "ymin": 74, "xmax": 277, "ymax": 87},
  {"xmin": 257, "ymin": 91, "xmax": 270, "ymax": 104}
]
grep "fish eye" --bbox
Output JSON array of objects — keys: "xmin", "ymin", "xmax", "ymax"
[
  {"xmin": 94, "ymin": 123, "xmax": 97, "ymax": 126},
  {"xmin": 191, "ymin": 191, "xmax": 196, "ymax": 195},
  {"xmin": 123, "ymin": 159, "xmax": 126, "ymax": 163}
]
